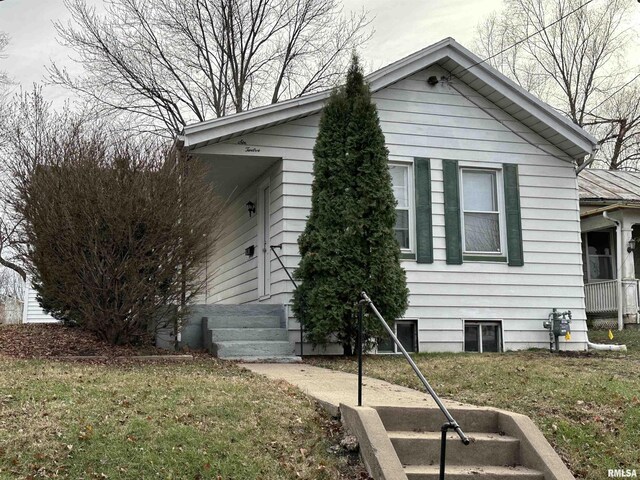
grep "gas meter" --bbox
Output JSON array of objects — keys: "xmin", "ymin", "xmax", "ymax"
[{"xmin": 543, "ymin": 308, "xmax": 571, "ymax": 352}]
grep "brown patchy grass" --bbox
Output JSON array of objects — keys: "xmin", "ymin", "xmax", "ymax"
[
  {"xmin": 0, "ymin": 358, "xmax": 370, "ymax": 480},
  {"xmin": 306, "ymin": 333, "xmax": 640, "ymax": 480}
]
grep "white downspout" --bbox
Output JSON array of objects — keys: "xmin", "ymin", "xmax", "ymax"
[
  {"xmin": 586, "ymin": 332, "xmax": 627, "ymax": 351},
  {"xmin": 602, "ymin": 212, "xmax": 624, "ymax": 331}
]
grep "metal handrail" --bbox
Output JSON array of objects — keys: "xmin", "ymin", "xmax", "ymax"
[
  {"xmin": 270, "ymin": 244, "xmax": 303, "ymax": 356},
  {"xmin": 358, "ymin": 291, "xmax": 469, "ymax": 480}
]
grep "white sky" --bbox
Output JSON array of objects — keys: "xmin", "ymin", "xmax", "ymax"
[{"xmin": 0, "ymin": 0, "xmax": 503, "ymax": 104}]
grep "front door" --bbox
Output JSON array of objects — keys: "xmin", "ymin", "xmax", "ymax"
[{"xmin": 258, "ymin": 179, "xmax": 271, "ymax": 298}]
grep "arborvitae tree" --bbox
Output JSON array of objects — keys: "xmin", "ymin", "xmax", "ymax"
[{"xmin": 292, "ymin": 55, "xmax": 408, "ymax": 355}]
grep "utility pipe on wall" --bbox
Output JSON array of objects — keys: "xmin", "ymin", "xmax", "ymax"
[{"xmin": 602, "ymin": 212, "xmax": 624, "ymax": 331}]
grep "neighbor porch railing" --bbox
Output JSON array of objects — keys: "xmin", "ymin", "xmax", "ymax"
[
  {"xmin": 584, "ymin": 280, "xmax": 618, "ymax": 314},
  {"xmin": 357, "ymin": 291, "xmax": 469, "ymax": 480}
]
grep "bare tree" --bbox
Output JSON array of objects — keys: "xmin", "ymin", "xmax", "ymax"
[
  {"xmin": 0, "ymin": 88, "xmax": 55, "ymax": 283},
  {"xmin": 475, "ymin": 0, "xmax": 640, "ymax": 169},
  {"xmin": 0, "ymin": 267, "xmax": 24, "ymax": 300},
  {"xmin": 0, "ymin": 32, "xmax": 9, "ymax": 88},
  {"xmin": 50, "ymin": 0, "xmax": 371, "ymax": 136}
]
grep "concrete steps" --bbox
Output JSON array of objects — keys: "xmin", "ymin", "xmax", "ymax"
[
  {"xmin": 200, "ymin": 304, "xmax": 298, "ymax": 362},
  {"xmin": 374, "ymin": 406, "xmax": 548, "ymax": 480},
  {"xmin": 389, "ymin": 431, "xmax": 520, "ymax": 467}
]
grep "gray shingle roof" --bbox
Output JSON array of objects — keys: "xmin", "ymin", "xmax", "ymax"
[{"xmin": 579, "ymin": 169, "xmax": 640, "ymax": 203}]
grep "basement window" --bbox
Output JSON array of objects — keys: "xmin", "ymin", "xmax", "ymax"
[
  {"xmin": 464, "ymin": 321, "xmax": 502, "ymax": 353},
  {"xmin": 377, "ymin": 320, "xmax": 418, "ymax": 353}
]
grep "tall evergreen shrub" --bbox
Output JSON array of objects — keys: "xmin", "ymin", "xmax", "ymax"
[{"xmin": 292, "ymin": 55, "xmax": 408, "ymax": 355}]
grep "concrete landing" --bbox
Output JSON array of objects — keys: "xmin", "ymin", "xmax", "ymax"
[{"xmin": 244, "ymin": 363, "xmax": 467, "ymax": 416}]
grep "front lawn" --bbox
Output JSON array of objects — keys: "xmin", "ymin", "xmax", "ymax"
[
  {"xmin": 0, "ymin": 358, "xmax": 368, "ymax": 479},
  {"xmin": 307, "ymin": 331, "xmax": 640, "ymax": 480}
]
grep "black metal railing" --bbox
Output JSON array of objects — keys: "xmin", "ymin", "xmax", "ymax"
[
  {"xmin": 270, "ymin": 244, "xmax": 303, "ymax": 356},
  {"xmin": 357, "ymin": 291, "xmax": 469, "ymax": 480}
]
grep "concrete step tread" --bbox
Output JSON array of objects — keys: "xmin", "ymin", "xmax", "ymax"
[
  {"xmin": 216, "ymin": 340, "xmax": 292, "ymax": 346},
  {"xmin": 205, "ymin": 316, "xmax": 282, "ymax": 329},
  {"xmin": 210, "ymin": 327, "xmax": 285, "ymax": 331},
  {"xmin": 389, "ymin": 431, "xmax": 518, "ymax": 442},
  {"xmin": 404, "ymin": 465, "xmax": 544, "ymax": 479},
  {"xmin": 222, "ymin": 355, "xmax": 302, "ymax": 363}
]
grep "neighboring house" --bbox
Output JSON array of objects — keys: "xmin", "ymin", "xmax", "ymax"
[
  {"xmin": 22, "ymin": 278, "xmax": 57, "ymax": 324},
  {"xmin": 579, "ymin": 169, "xmax": 640, "ymax": 330},
  {"xmin": 177, "ymin": 37, "xmax": 598, "ymax": 355}
]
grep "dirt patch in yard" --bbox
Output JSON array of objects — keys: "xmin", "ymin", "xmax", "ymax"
[{"xmin": 0, "ymin": 324, "xmax": 183, "ymax": 359}]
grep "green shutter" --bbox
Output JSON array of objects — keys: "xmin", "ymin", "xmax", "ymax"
[
  {"xmin": 443, "ymin": 160, "xmax": 463, "ymax": 265},
  {"xmin": 414, "ymin": 158, "xmax": 433, "ymax": 263},
  {"xmin": 503, "ymin": 163, "xmax": 524, "ymax": 266}
]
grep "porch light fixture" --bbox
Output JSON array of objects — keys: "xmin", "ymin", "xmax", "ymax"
[
  {"xmin": 628, "ymin": 238, "xmax": 636, "ymax": 253},
  {"xmin": 246, "ymin": 201, "xmax": 256, "ymax": 218}
]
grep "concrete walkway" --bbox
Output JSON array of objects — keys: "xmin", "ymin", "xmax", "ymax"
[{"xmin": 244, "ymin": 363, "xmax": 468, "ymax": 416}]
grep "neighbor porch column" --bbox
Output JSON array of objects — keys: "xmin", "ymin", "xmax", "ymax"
[{"xmin": 622, "ymin": 217, "xmax": 639, "ymax": 326}]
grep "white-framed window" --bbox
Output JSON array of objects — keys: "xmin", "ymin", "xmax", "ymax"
[
  {"xmin": 377, "ymin": 320, "xmax": 418, "ymax": 353},
  {"xmin": 464, "ymin": 321, "xmax": 503, "ymax": 353},
  {"xmin": 460, "ymin": 168, "xmax": 505, "ymax": 255},
  {"xmin": 389, "ymin": 163, "xmax": 413, "ymax": 251}
]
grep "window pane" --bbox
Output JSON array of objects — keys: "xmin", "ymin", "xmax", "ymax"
[
  {"xmin": 587, "ymin": 231, "xmax": 612, "ymax": 255},
  {"xmin": 395, "ymin": 210, "xmax": 410, "ymax": 249},
  {"xmin": 481, "ymin": 325, "xmax": 500, "ymax": 352},
  {"xmin": 377, "ymin": 331, "xmax": 394, "ymax": 353},
  {"xmin": 464, "ymin": 213, "xmax": 500, "ymax": 252},
  {"xmin": 589, "ymin": 256, "xmax": 614, "ymax": 280},
  {"xmin": 465, "ymin": 325, "xmax": 479, "ymax": 352},
  {"xmin": 390, "ymin": 165, "xmax": 408, "ymax": 208},
  {"xmin": 462, "ymin": 170, "xmax": 497, "ymax": 211},
  {"xmin": 397, "ymin": 322, "xmax": 417, "ymax": 353}
]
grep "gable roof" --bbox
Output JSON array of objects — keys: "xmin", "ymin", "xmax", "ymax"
[
  {"xmin": 179, "ymin": 37, "xmax": 597, "ymax": 160},
  {"xmin": 579, "ymin": 169, "xmax": 640, "ymax": 204}
]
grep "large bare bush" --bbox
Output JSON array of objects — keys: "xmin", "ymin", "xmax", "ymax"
[{"xmin": 4, "ymin": 98, "xmax": 220, "ymax": 344}]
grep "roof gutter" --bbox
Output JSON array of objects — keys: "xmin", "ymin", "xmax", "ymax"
[
  {"xmin": 575, "ymin": 144, "xmax": 600, "ymax": 175},
  {"xmin": 580, "ymin": 203, "xmax": 640, "ymax": 218}
]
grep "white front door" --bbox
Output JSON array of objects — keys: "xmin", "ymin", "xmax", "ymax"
[{"xmin": 257, "ymin": 179, "xmax": 271, "ymax": 298}]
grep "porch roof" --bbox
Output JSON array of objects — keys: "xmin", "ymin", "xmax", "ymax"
[
  {"xmin": 178, "ymin": 38, "xmax": 597, "ymax": 160},
  {"xmin": 579, "ymin": 169, "xmax": 640, "ymax": 205}
]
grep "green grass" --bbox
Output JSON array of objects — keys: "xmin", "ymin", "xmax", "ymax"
[
  {"xmin": 307, "ymin": 330, "xmax": 640, "ymax": 480},
  {"xmin": 0, "ymin": 358, "xmax": 365, "ymax": 480}
]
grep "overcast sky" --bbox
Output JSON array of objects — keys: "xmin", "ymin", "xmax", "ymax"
[{"xmin": 0, "ymin": 0, "xmax": 503, "ymax": 104}]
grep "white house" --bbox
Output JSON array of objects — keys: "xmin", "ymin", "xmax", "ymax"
[{"xmin": 176, "ymin": 37, "xmax": 598, "ymax": 356}]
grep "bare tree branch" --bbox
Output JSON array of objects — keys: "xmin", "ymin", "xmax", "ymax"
[
  {"xmin": 49, "ymin": 0, "xmax": 371, "ymax": 136},
  {"xmin": 475, "ymin": 0, "xmax": 640, "ymax": 169}
]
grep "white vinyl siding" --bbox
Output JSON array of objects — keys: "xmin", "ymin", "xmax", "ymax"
[
  {"xmin": 23, "ymin": 279, "xmax": 58, "ymax": 324},
  {"xmin": 193, "ymin": 64, "xmax": 587, "ymax": 352}
]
